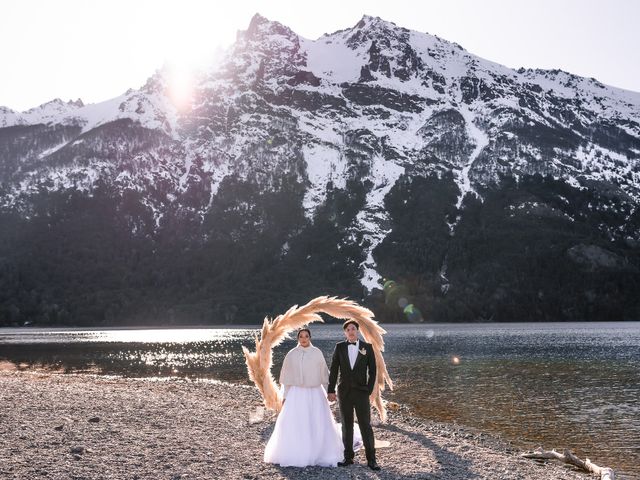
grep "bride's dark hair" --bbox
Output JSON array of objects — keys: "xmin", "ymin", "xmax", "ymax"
[{"xmin": 297, "ymin": 328, "xmax": 311, "ymax": 338}]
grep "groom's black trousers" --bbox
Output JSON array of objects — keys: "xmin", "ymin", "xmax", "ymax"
[{"xmin": 339, "ymin": 388, "xmax": 376, "ymax": 462}]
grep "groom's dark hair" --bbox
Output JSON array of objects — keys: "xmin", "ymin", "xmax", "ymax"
[{"xmin": 342, "ymin": 320, "xmax": 359, "ymax": 330}]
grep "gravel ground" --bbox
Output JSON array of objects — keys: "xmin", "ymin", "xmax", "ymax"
[{"xmin": 0, "ymin": 370, "xmax": 592, "ymax": 480}]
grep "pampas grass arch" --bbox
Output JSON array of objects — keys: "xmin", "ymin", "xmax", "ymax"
[{"xmin": 242, "ymin": 296, "xmax": 393, "ymax": 422}]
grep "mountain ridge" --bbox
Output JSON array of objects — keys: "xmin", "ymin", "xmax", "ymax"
[{"xmin": 1, "ymin": 14, "xmax": 639, "ymax": 326}]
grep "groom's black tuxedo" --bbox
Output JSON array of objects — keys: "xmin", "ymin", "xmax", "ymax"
[{"xmin": 328, "ymin": 340, "xmax": 377, "ymax": 464}]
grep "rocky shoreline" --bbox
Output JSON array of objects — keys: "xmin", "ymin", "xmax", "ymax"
[{"xmin": 0, "ymin": 370, "xmax": 591, "ymax": 479}]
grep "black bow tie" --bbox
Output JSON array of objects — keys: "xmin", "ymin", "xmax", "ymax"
[{"xmin": 347, "ymin": 341, "xmax": 357, "ymax": 346}]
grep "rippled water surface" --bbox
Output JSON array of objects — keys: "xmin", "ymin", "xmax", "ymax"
[{"xmin": 1, "ymin": 323, "xmax": 639, "ymax": 478}]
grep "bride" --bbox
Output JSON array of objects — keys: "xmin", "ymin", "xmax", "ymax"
[{"xmin": 264, "ymin": 328, "xmax": 360, "ymax": 467}]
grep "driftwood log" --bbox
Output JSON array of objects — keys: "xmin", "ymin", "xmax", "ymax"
[{"xmin": 521, "ymin": 448, "xmax": 615, "ymax": 480}]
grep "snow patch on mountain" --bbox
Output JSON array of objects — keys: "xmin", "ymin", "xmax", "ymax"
[
  {"xmin": 455, "ymin": 105, "xmax": 489, "ymax": 210},
  {"xmin": 17, "ymin": 162, "xmax": 105, "ymax": 198},
  {"xmin": 518, "ymin": 70, "xmax": 640, "ymax": 126},
  {"xmin": 1, "ymin": 87, "xmax": 178, "ymax": 137},
  {"xmin": 37, "ymin": 141, "xmax": 69, "ymax": 160},
  {"xmin": 302, "ymin": 144, "xmax": 347, "ymax": 215},
  {"xmin": 301, "ymin": 37, "xmax": 363, "ymax": 83},
  {"xmin": 0, "ymin": 106, "xmax": 24, "ymax": 127},
  {"xmin": 355, "ymin": 154, "xmax": 405, "ymax": 291}
]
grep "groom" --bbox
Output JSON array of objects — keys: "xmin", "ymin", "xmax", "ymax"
[{"xmin": 327, "ymin": 320, "xmax": 380, "ymax": 471}]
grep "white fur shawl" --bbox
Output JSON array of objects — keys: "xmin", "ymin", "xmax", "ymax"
[{"xmin": 279, "ymin": 344, "xmax": 328, "ymax": 390}]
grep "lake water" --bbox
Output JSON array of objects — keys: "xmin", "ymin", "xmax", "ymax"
[{"xmin": 1, "ymin": 322, "xmax": 639, "ymax": 478}]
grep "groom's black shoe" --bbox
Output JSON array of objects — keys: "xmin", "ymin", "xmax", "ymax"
[
  {"xmin": 367, "ymin": 461, "xmax": 381, "ymax": 471},
  {"xmin": 338, "ymin": 459, "xmax": 354, "ymax": 467}
]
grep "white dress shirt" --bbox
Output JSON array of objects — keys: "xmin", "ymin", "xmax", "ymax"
[{"xmin": 347, "ymin": 339, "xmax": 359, "ymax": 369}]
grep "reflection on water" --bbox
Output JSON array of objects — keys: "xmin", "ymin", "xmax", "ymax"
[
  {"xmin": 1, "ymin": 323, "xmax": 639, "ymax": 478},
  {"xmin": 390, "ymin": 358, "xmax": 640, "ymax": 474},
  {"xmin": 0, "ymin": 327, "xmax": 255, "ymax": 381},
  {"xmin": 0, "ymin": 327, "xmax": 256, "ymax": 345}
]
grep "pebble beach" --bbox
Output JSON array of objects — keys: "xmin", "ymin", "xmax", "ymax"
[{"xmin": 0, "ymin": 369, "xmax": 593, "ymax": 480}]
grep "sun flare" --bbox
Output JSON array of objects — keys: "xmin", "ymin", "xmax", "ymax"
[
  {"xmin": 165, "ymin": 62, "xmax": 197, "ymax": 109},
  {"xmin": 153, "ymin": 3, "xmax": 231, "ymax": 109}
]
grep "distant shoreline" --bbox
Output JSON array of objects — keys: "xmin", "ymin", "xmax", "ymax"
[
  {"xmin": 2, "ymin": 319, "xmax": 639, "ymax": 331},
  {"xmin": 0, "ymin": 370, "xmax": 593, "ymax": 479}
]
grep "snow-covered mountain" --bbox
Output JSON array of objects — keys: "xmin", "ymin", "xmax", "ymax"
[{"xmin": 1, "ymin": 14, "xmax": 639, "ymax": 326}]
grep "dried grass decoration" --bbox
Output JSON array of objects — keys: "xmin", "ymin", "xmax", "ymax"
[{"xmin": 242, "ymin": 296, "xmax": 394, "ymax": 422}]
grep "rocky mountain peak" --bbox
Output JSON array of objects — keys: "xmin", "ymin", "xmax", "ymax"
[
  {"xmin": 345, "ymin": 14, "xmax": 409, "ymax": 49},
  {"xmin": 25, "ymin": 97, "xmax": 84, "ymax": 115},
  {"xmin": 241, "ymin": 13, "xmax": 299, "ymax": 44},
  {"xmin": 0, "ymin": 106, "xmax": 17, "ymax": 116},
  {"xmin": 222, "ymin": 13, "xmax": 306, "ymax": 86},
  {"xmin": 354, "ymin": 14, "xmax": 399, "ymax": 31}
]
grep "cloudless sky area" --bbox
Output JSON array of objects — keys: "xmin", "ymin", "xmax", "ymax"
[{"xmin": 2, "ymin": 0, "xmax": 638, "ymax": 111}]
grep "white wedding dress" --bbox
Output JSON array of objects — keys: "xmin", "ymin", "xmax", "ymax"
[{"xmin": 264, "ymin": 385, "xmax": 362, "ymax": 467}]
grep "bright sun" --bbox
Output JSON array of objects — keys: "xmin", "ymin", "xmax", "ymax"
[
  {"xmin": 153, "ymin": 3, "xmax": 232, "ymax": 109},
  {"xmin": 165, "ymin": 62, "xmax": 197, "ymax": 109}
]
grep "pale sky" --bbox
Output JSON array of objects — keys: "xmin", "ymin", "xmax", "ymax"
[{"xmin": 2, "ymin": 0, "xmax": 639, "ymax": 111}]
